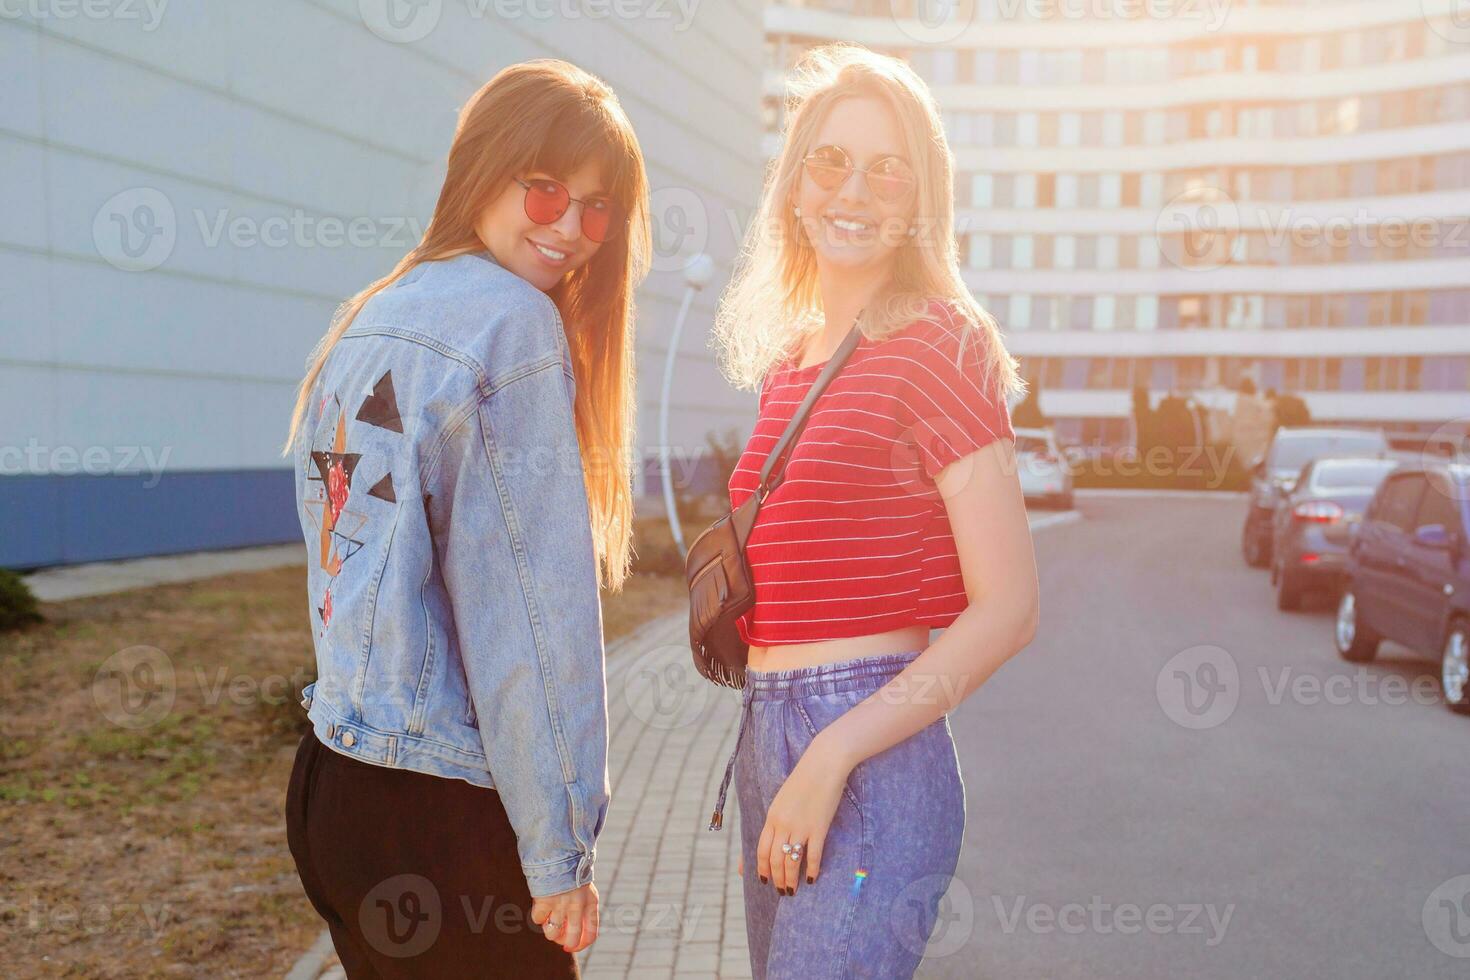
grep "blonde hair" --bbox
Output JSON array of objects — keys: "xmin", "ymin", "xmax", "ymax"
[
  {"xmin": 714, "ymin": 43, "xmax": 1024, "ymax": 406},
  {"xmin": 281, "ymin": 60, "xmax": 651, "ymax": 591}
]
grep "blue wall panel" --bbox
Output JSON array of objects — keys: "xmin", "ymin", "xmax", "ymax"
[{"xmin": 1, "ymin": 469, "xmax": 298, "ymax": 571}]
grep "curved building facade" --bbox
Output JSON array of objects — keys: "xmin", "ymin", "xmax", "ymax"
[{"xmin": 764, "ymin": 0, "xmax": 1470, "ymax": 450}]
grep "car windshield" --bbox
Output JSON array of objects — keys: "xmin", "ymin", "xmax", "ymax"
[
  {"xmin": 1269, "ymin": 434, "xmax": 1385, "ymax": 471},
  {"xmin": 1310, "ymin": 459, "xmax": 1397, "ymax": 490}
]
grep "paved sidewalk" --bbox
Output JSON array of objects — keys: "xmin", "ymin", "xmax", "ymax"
[
  {"xmin": 22, "ymin": 542, "xmax": 306, "ymax": 601},
  {"xmin": 578, "ymin": 611, "xmax": 748, "ymax": 979},
  {"xmin": 289, "ymin": 610, "xmax": 749, "ymax": 980}
]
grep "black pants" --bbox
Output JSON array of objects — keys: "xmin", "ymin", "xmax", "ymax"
[{"xmin": 285, "ymin": 731, "xmax": 580, "ymax": 979}]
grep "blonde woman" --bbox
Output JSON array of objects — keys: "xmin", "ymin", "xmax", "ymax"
[
  {"xmin": 707, "ymin": 44, "xmax": 1040, "ymax": 978},
  {"xmin": 281, "ymin": 61, "xmax": 649, "ymax": 978}
]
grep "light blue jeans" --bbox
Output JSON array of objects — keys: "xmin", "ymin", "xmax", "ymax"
[{"xmin": 712, "ymin": 651, "xmax": 967, "ymax": 979}]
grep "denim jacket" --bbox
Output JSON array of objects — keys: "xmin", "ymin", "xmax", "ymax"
[{"xmin": 292, "ymin": 251, "xmax": 609, "ymax": 898}]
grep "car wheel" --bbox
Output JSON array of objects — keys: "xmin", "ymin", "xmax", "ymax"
[
  {"xmin": 1441, "ymin": 623, "xmax": 1470, "ymax": 716},
  {"xmin": 1334, "ymin": 589, "xmax": 1380, "ymax": 663},
  {"xmin": 1276, "ymin": 566, "xmax": 1303, "ymax": 611}
]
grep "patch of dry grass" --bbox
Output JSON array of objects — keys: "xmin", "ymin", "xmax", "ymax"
[{"xmin": 0, "ymin": 526, "xmax": 691, "ymax": 978}]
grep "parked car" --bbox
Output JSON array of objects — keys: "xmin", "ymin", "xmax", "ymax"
[
  {"xmin": 1269, "ymin": 456, "xmax": 1400, "ymax": 610},
  {"xmin": 1335, "ymin": 463, "xmax": 1470, "ymax": 715},
  {"xmin": 1241, "ymin": 426, "xmax": 1391, "ymax": 568},
  {"xmin": 1015, "ymin": 427, "xmax": 1073, "ymax": 510}
]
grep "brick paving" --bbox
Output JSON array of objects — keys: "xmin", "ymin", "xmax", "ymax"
[{"xmin": 579, "ymin": 611, "xmax": 747, "ymax": 980}]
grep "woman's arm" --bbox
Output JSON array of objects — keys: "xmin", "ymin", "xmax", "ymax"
[
  {"xmin": 757, "ymin": 436, "xmax": 1039, "ymax": 891},
  {"xmin": 813, "ymin": 436, "xmax": 1039, "ymax": 770},
  {"xmin": 430, "ymin": 356, "xmax": 610, "ymax": 900}
]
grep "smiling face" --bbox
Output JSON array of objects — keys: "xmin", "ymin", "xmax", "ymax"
[
  {"xmin": 790, "ymin": 94, "xmax": 917, "ymax": 278},
  {"xmin": 475, "ymin": 158, "xmax": 608, "ymax": 292}
]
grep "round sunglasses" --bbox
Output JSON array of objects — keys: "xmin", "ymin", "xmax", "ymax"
[
  {"xmin": 801, "ymin": 144, "xmax": 916, "ymax": 202},
  {"xmin": 514, "ymin": 176, "xmax": 622, "ymax": 243}
]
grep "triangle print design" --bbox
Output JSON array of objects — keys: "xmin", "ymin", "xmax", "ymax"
[
  {"xmin": 306, "ymin": 408, "xmax": 365, "ymax": 577},
  {"xmin": 367, "ymin": 472, "xmax": 397, "ymax": 504},
  {"xmin": 356, "ymin": 370, "xmax": 403, "ymax": 433}
]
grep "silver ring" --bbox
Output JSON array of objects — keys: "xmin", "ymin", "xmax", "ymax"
[{"xmin": 780, "ymin": 842, "xmax": 793, "ymax": 854}]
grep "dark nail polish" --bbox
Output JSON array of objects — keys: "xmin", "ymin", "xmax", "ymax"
[
  {"xmin": 759, "ymin": 875, "xmax": 767, "ymax": 884},
  {"xmin": 807, "ymin": 876, "xmax": 814, "ymax": 884},
  {"xmin": 785, "ymin": 887, "xmax": 794, "ymax": 896}
]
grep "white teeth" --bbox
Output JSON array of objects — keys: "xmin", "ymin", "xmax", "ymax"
[
  {"xmin": 830, "ymin": 217, "xmax": 871, "ymax": 232},
  {"xmin": 532, "ymin": 243, "xmax": 567, "ymax": 261}
]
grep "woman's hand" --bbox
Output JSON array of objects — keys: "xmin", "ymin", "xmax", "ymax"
[
  {"xmin": 530, "ymin": 881, "xmax": 599, "ymax": 953},
  {"xmin": 756, "ymin": 737, "xmax": 853, "ymax": 896}
]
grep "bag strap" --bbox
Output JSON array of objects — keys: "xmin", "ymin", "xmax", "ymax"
[{"xmin": 755, "ymin": 315, "xmax": 863, "ymax": 501}]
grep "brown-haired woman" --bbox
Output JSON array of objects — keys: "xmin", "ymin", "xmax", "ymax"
[{"xmin": 281, "ymin": 60, "xmax": 649, "ymax": 978}]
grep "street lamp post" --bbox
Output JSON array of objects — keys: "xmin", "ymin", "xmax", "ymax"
[{"xmin": 658, "ymin": 254, "xmax": 714, "ymax": 559}]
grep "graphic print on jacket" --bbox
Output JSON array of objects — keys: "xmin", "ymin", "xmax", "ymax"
[{"xmin": 302, "ymin": 372, "xmax": 402, "ymax": 636}]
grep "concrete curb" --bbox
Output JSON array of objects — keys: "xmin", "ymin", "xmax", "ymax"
[{"xmin": 283, "ymin": 928, "xmax": 335, "ymax": 980}]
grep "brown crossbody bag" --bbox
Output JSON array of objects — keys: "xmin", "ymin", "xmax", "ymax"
[{"xmin": 683, "ymin": 318, "xmax": 864, "ymax": 688}]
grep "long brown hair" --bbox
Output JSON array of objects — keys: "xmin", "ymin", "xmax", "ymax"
[
  {"xmin": 715, "ymin": 43, "xmax": 1024, "ymax": 407},
  {"xmin": 281, "ymin": 60, "xmax": 651, "ymax": 591}
]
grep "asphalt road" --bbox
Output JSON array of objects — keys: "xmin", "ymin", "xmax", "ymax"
[{"xmin": 919, "ymin": 492, "xmax": 1470, "ymax": 980}]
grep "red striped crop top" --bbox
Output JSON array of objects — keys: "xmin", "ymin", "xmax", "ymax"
[{"xmin": 728, "ymin": 299, "xmax": 1015, "ymax": 646}]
